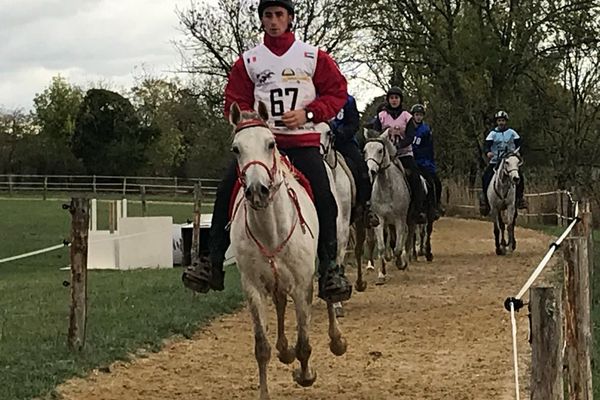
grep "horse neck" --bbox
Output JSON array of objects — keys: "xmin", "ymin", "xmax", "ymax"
[
  {"xmin": 244, "ymin": 164, "xmax": 298, "ymax": 248},
  {"xmin": 493, "ymin": 160, "xmax": 513, "ymax": 195},
  {"xmin": 374, "ymin": 156, "xmax": 401, "ymax": 190}
]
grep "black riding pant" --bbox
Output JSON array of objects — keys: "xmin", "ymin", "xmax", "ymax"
[
  {"xmin": 482, "ymin": 163, "xmax": 525, "ymax": 200},
  {"xmin": 335, "ymin": 141, "xmax": 371, "ymax": 205},
  {"xmin": 399, "ymin": 155, "xmax": 426, "ymax": 215},
  {"xmin": 208, "ymin": 147, "xmax": 338, "ymax": 271}
]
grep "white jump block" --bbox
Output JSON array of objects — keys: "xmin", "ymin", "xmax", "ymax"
[{"xmin": 87, "ymin": 216, "xmax": 173, "ymax": 270}]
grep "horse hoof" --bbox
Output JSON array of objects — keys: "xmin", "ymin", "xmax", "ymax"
[
  {"xmin": 277, "ymin": 348, "xmax": 296, "ymax": 365},
  {"xmin": 355, "ymin": 280, "xmax": 367, "ymax": 292},
  {"xmin": 496, "ymin": 247, "xmax": 506, "ymax": 256},
  {"xmin": 375, "ymin": 276, "xmax": 386, "ymax": 285},
  {"xmin": 293, "ymin": 368, "xmax": 317, "ymax": 387},
  {"xmin": 426, "ymin": 254, "xmax": 433, "ymax": 262},
  {"xmin": 333, "ymin": 303, "xmax": 345, "ymax": 318},
  {"xmin": 329, "ymin": 337, "xmax": 347, "ymax": 356}
]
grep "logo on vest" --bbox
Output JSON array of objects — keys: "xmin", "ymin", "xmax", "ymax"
[
  {"xmin": 256, "ymin": 70, "xmax": 275, "ymax": 86},
  {"xmin": 281, "ymin": 68, "xmax": 311, "ymax": 83},
  {"xmin": 304, "ymin": 51, "xmax": 315, "ymax": 59}
]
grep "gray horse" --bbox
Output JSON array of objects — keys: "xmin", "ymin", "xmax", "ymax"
[
  {"xmin": 486, "ymin": 150, "xmax": 523, "ymax": 255},
  {"xmin": 363, "ymin": 129, "xmax": 411, "ymax": 284}
]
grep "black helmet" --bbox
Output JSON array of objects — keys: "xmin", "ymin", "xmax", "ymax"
[
  {"xmin": 386, "ymin": 86, "xmax": 403, "ymax": 101},
  {"xmin": 411, "ymin": 104, "xmax": 425, "ymax": 114},
  {"xmin": 494, "ymin": 110, "xmax": 509, "ymax": 120},
  {"xmin": 258, "ymin": 0, "xmax": 295, "ymax": 17}
]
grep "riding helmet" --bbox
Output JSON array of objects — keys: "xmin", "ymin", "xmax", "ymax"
[
  {"xmin": 386, "ymin": 86, "xmax": 403, "ymax": 101},
  {"xmin": 258, "ymin": 0, "xmax": 295, "ymax": 17},
  {"xmin": 494, "ymin": 110, "xmax": 509, "ymax": 120},
  {"xmin": 411, "ymin": 104, "xmax": 426, "ymax": 114}
]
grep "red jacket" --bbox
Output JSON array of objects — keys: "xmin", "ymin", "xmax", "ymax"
[{"xmin": 224, "ymin": 32, "xmax": 348, "ymax": 148}]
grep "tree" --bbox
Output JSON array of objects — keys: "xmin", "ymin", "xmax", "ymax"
[
  {"xmin": 32, "ymin": 75, "xmax": 84, "ymax": 173},
  {"xmin": 72, "ymin": 89, "xmax": 156, "ymax": 175}
]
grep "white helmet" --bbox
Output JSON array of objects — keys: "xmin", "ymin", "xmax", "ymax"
[{"xmin": 495, "ymin": 110, "xmax": 509, "ymax": 120}]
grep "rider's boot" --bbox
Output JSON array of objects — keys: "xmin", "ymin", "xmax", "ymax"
[
  {"xmin": 182, "ymin": 255, "xmax": 225, "ymax": 293},
  {"xmin": 317, "ymin": 241, "xmax": 352, "ymax": 303}
]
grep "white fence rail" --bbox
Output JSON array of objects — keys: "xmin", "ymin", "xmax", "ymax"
[{"xmin": 0, "ymin": 174, "xmax": 220, "ymax": 198}]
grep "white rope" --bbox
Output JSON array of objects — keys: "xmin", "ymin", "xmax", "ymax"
[
  {"xmin": 507, "ymin": 194, "xmax": 580, "ymax": 399},
  {"xmin": 0, "ymin": 243, "xmax": 68, "ymax": 264},
  {"xmin": 515, "ymin": 201, "xmax": 579, "ymax": 300},
  {"xmin": 510, "ymin": 303, "xmax": 520, "ymax": 400}
]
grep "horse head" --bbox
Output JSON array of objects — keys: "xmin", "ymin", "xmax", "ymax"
[
  {"xmin": 230, "ymin": 101, "xmax": 281, "ymax": 209},
  {"xmin": 497, "ymin": 148, "xmax": 522, "ymax": 185},
  {"xmin": 363, "ymin": 128, "xmax": 396, "ymax": 183}
]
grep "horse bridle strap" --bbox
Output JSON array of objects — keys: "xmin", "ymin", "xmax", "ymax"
[
  {"xmin": 235, "ymin": 119, "xmax": 269, "ymax": 133},
  {"xmin": 365, "ymin": 139, "xmax": 391, "ymax": 172}
]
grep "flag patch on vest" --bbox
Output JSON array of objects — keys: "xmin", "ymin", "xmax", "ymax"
[{"xmin": 304, "ymin": 51, "xmax": 315, "ymax": 59}]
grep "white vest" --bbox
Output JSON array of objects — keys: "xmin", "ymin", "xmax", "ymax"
[{"xmin": 243, "ymin": 40, "xmax": 318, "ymax": 135}]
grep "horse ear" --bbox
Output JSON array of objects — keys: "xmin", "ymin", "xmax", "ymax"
[
  {"xmin": 229, "ymin": 102, "xmax": 242, "ymax": 126},
  {"xmin": 257, "ymin": 101, "xmax": 269, "ymax": 122},
  {"xmin": 381, "ymin": 129, "xmax": 397, "ymax": 157}
]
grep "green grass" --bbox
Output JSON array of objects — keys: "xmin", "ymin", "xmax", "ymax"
[{"xmin": 0, "ymin": 199, "xmax": 243, "ymax": 400}]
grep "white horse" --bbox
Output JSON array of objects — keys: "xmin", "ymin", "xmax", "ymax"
[
  {"xmin": 229, "ymin": 102, "xmax": 347, "ymax": 400},
  {"xmin": 319, "ymin": 127, "xmax": 368, "ymax": 318},
  {"xmin": 486, "ymin": 150, "xmax": 522, "ymax": 255},
  {"xmin": 363, "ymin": 129, "xmax": 411, "ymax": 285}
]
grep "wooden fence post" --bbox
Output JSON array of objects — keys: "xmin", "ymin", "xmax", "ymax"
[
  {"xmin": 67, "ymin": 198, "xmax": 90, "ymax": 351},
  {"xmin": 108, "ymin": 202, "xmax": 115, "ymax": 234},
  {"xmin": 174, "ymin": 176, "xmax": 178, "ymax": 196},
  {"xmin": 43, "ymin": 176, "xmax": 48, "ymax": 200},
  {"xmin": 8, "ymin": 174, "xmax": 13, "ymax": 196},
  {"xmin": 530, "ymin": 286, "xmax": 563, "ymax": 399},
  {"xmin": 140, "ymin": 186, "xmax": 147, "ymax": 217},
  {"xmin": 564, "ymin": 236, "xmax": 593, "ymax": 399},
  {"xmin": 122, "ymin": 177, "xmax": 127, "ymax": 196},
  {"xmin": 574, "ymin": 200, "xmax": 594, "ymax": 277},
  {"xmin": 191, "ymin": 182, "xmax": 203, "ymax": 268},
  {"xmin": 92, "ymin": 175, "xmax": 96, "ymax": 194}
]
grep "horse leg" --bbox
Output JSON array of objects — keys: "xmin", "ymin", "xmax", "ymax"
[
  {"xmin": 508, "ymin": 209, "xmax": 517, "ymax": 252},
  {"xmin": 248, "ymin": 292, "xmax": 271, "ymax": 400},
  {"xmin": 365, "ymin": 227, "xmax": 376, "ymax": 271},
  {"xmin": 425, "ymin": 220, "xmax": 434, "ymax": 262},
  {"xmin": 493, "ymin": 213, "xmax": 505, "ymax": 256},
  {"xmin": 407, "ymin": 223, "xmax": 417, "ymax": 262},
  {"xmin": 354, "ymin": 216, "xmax": 367, "ymax": 292},
  {"xmin": 396, "ymin": 222, "xmax": 409, "ymax": 270},
  {"xmin": 291, "ymin": 288, "xmax": 317, "ymax": 387},
  {"xmin": 326, "ymin": 302, "xmax": 348, "ymax": 356},
  {"xmin": 499, "ymin": 213, "xmax": 507, "ymax": 250},
  {"xmin": 375, "ymin": 224, "xmax": 387, "ymax": 285},
  {"xmin": 273, "ymin": 291, "xmax": 295, "ymax": 365}
]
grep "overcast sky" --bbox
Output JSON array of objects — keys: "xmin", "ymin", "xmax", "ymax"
[{"xmin": 0, "ymin": 0, "xmax": 381, "ymax": 112}]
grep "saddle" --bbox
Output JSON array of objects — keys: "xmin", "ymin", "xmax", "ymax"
[{"xmin": 228, "ymin": 156, "xmax": 314, "ymax": 219}]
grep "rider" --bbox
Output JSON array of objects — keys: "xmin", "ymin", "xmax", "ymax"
[
  {"xmin": 329, "ymin": 94, "xmax": 378, "ymax": 226},
  {"xmin": 408, "ymin": 104, "xmax": 443, "ymax": 219},
  {"xmin": 182, "ymin": 0, "xmax": 352, "ymax": 304},
  {"xmin": 372, "ymin": 87, "xmax": 427, "ymax": 224},
  {"xmin": 479, "ymin": 110, "xmax": 527, "ymax": 216}
]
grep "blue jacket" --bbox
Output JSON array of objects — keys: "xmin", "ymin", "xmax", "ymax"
[
  {"xmin": 412, "ymin": 121, "xmax": 436, "ymax": 174},
  {"xmin": 330, "ymin": 95, "xmax": 360, "ymax": 146},
  {"xmin": 484, "ymin": 127, "xmax": 521, "ymax": 164}
]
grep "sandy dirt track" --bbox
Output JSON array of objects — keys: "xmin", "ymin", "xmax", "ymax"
[{"xmin": 58, "ymin": 217, "xmax": 551, "ymax": 400}]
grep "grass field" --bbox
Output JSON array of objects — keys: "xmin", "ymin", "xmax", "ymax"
[{"xmin": 0, "ymin": 198, "xmax": 243, "ymax": 400}]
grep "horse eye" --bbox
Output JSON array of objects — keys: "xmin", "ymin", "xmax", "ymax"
[
  {"xmin": 267, "ymin": 141, "xmax": 275, "ymax": 150},
  {"xmin": 231, "ymin": 145, "xmax": 240, "ymax": 154}
]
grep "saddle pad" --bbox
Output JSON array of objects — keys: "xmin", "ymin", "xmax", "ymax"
[{"xmin": 228, "ymin": 156, "xmax": 315, "ymax": 219}]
